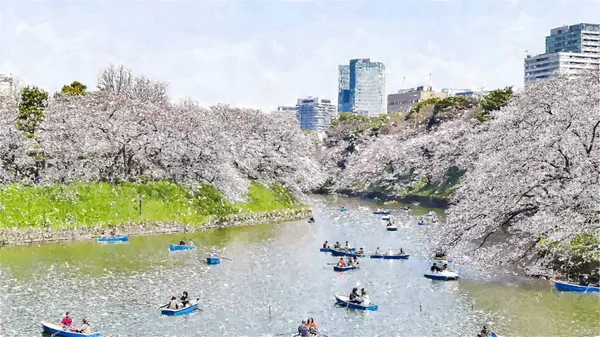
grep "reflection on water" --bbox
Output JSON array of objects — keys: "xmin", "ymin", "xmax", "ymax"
[{"xmin": 0, "ymin": 196, "xmax": 598, "ymax": 337}]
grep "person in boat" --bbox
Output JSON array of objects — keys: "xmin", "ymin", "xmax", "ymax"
[
  {"xmin": 579, "ymin": 275, "xmax": 589, "ymax": 286},
  {"xmin": 180, "ymin": 291, "xmax": 190, "ymax": 307},
  {"xmin": 360, "ymin": 288, "xmax": 371, "ymax": 305},
  {"xmin": 346, "ymin": 257, "xmax": 353, "ymax": 266},
  {"xmin": 179, "ymin": 238, "xmax": 186, "ymax": 245},
  {"xmin": 308, "ymin": 216, "xmax": 315, "ymax": 223},
  {"xmin": 353, "ymin": 256, "xmax": 359, "ymax": 266},
  {"xmin": 431, "ymin": 263, "xmax": 442, "ymax": 273},
  {"xmin": 435, "ymin": 251, "xmax": 447, "ymax": 259},
  {"xmin": 297, "ymin": 320, "xmax": 310, "ymax": 337},
  {"xmin": 442, "ymin": 263, "xmax": 448, "ymax": 271},
  {"xmin": 357, "ymin": 247, "xmax": 364, "ymax": 254},
  {"xmin": 344, "ymin": 241, "xmax": 350, "ymax": 250},
  {"xmin": 349, "ymin": 287, "xmax": 362, "ymax": 304},
  {"xmin": 74, "ymin": 318, "xmax": 92, "ymax": 334},
  {"xmin": 374, "ymin": 247, "xmax": 381, "ymax": 255},
  {"xmin": 109, "ymin": 230, "xmax": 116, "ymax": 236},
  {"xmin": 337, "ymin": 257, "xmax": 345, "ymax": 267},
  {"xmin": 60, "ymin": 311, "xmax": 72, "ymax": 328},
  {"xmin": 187, "ymin": 239, "xmax": 194, "ymax": 247},
  {"xmin": 398, "ymin": 248, "xmax": 405, "ymax": 255},
  {"xmin": 168, "ymin": 296, "xmax": 178, "ymax": 309},
  {"xmin": 477, "ymin": 325, "xmax": 492, "ymax": 337},
  {"xmin": 386, "ymin": 221, "xmax": 393, "ymax": 227},
  {"xmin": 322, "ymin": 241, "xmax": 328, "ymax": 249},
  {"xmin": 386, "ymin": 248, "xmax": 394, "ymax": 255},
  {"xmin": 334, "ymin": 241, "xmax": 341, "ymax": 249},
  {"xmin": 307, "ymin": 317, "xmax": 318, "ymax": 334}
]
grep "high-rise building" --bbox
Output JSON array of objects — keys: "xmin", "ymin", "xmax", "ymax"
[
  {"xmin": 525, "ymin": 23, "xmax": 600, "ymax": 84},
  {"xmin": 337, "ymin": 58, "xmax": 386, "ymax": 116},
  {"xmin": 295, "ymin": 96, "xmax": 337, "ymax": 132}
]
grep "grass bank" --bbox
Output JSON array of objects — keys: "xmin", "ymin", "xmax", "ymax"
[{"xmin": 0, "ymin": 181, "xmax": 302, "ymax": 229}]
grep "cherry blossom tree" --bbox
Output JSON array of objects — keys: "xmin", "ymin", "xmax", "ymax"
[
  {"xmin": 96, "ymin": 64, "xmax": 169, "ymax": 105},
  {"xmin": 437, "ymin": 71, "xmax": 600, "ymax": 275}
]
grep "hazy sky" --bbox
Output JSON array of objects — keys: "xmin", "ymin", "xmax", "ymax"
[{"xmin": 0, "ymin": 0, "xmax": 598, "ymax": 111}]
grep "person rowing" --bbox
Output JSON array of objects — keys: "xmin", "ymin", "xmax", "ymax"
[
  {"xmin": 333, "ymin": 241, "xmax": 341, "ymax": 249},
  {"xmin": 398, "ymin": 248, "xmax": 405, "ymax": 255},
  {"xmin": 70, "ymin": 318, "xmax": 92, "ymax": 334},
  {"xmin": 60, "ymin": 312, "xmax": 72, "ymax": 328},
  {"xmin": 431, "ymin": 262, "xmax": 442, "ymax": 273},
  {"xmin": 349, "ymin": 287, "xmax": 362, "ymax": 304},
  {"xmin": 307, "ymin": 317, "xmax": 318, "ymax": 334},
  {"xmin": 357, "ymin": 247, "xmax": 364, "ymax": 254},
  {"xmin": 386, "ymin": 248, "xmax": 394, "ymax": 256},
  {"xmin": 374, "ymin": 247, "xmax": 382, "ymax": 255},
  {"xmin": 167, "ymin": 296, "xmax": 178, "ymax": 309},
  {"xmin": 353, "ymin": 256, "xmax": 359, "ymax": 266},
  {"xmin": 346, "ymin": 257, "xmax": 353, "ymax": 266},
  {"xmin": 360, "ymin": 288, "xmax": 371, "ymax": 305},
  {"xmin": 179, "ymin": 238, "xmax": 186, "ymax": 245},
  {"xmin": 337, "ymin": 257, "xmax": 345, "ymax": 267},
  {"xmin": 188, "ymin": 239, "xmax": 194, "ymax": 247}
]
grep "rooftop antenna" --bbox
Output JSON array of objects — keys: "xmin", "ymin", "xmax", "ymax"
[
  {"xmin": 525, "ymin": 50, "xmax": 531, "ymax": 58},
  {"xmin": 403, "ymin": 76, "xmax": 406, "ymax": 89}
]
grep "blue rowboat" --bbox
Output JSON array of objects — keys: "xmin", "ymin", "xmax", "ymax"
[
  {"xmin": 161, "ymin": 302, "xmax": 199, "ymax": 316},
  {"xmin": 333, "ymin": 265, "xmax": 359, "ymax": 272},
  {"xmin": 206, "ymin": 256, "xmax": 221, "ymax": 264},
  {"xmin": 417, "ymin": 221, "xmax": 426, "ymax": 226},
  {"xmin": 339, "ymin": 208, "xmax": 348, "ymax": 212},
  {"xmin": 554, "ymin": 280, "xmax": 600, "ymax": 293},
  {"xmin": 370, "ymin": 254, "xmax": 409, "ymax": 260},
  {"xmin": 330, "ymin": 249, "xmax": 365, "ymax": 258},
  {"xmin": 41, "ymin": 322, "xmax": 100, "ymax": 337},
  {"xmin": 424, "ymin": 271, "xmax": 459, "ymax": 281},
  {"xmin": 334, "ymin": 294, "xmax": 378, "ymax": 311},
  {"xmin": 320, "ymin": 247, "xmax": 332, "ymax": 252},
  {"xmin": 373, "ymin": 210, "xmax": 391, "ymax": 215},
  {"xmin": 97, "ymin": 235, "xmax": 129, "ymax": 243},
  {"xmin": 168, "ymin": 244, "xmax": 196, "ymax": 251}
]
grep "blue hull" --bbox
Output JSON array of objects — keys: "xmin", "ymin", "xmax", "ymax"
[
  {"xmin": 169, "ymin": 244, "xmax": 196, "ymax": 251},
  {"xmin": 320, "ymin": 247, "xmax": 332, "ymax": 252},
  {"xmin": 554, "ymin": 281, "xmax": 600, "ymax": 293},
  {"xmin": 333, "ymin": 265, "xmax": 358, "ymax": 272},
  {"xmin": 206, "ymin": 257, "xmax": 221, "ymax": 264},
  {"xmin": 339, "ymin": 208, "xmax": 348, "ymax": 212},
  {"xmin": 330, "ymin": 249, "xmax": 364, "ymax": 258},
  {"xmin": 97, "ymin": 235, "xmax": 129, "ymax": 243},
  {"xmin": 161, "ymin": 302, "xmax": 199, "ymax": 316},
  {"xmin": 370, "ymin": 254, "xmax": 409, "ymax": 260},
  {"xmin": 41, "ymin": 322, "xmax": 100, "ymax": 337},
  {"xmin": 334, "ymin": 295, "xmax": 378, "ymax": 311},
  {"xmin": 418, "ymin": 221, "xmax": 426, "ymax": 226},
  {"xmin": 424, "ymin": 273, "xmax": 459, "ymax": 281},
  {"xmin": 373, "ymin": 210, "xmax": 391, "ymax": 215}
]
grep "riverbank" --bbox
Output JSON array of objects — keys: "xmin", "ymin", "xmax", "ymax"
[
  {"xmin": 327, "ymin": 189, "xmax": 449, "ymax": 209},
  {"xmin": 0, "ymin": 181, "xmax": 311, "ymax": 246},
  {"xmin": 0, "ymin": 207, "xmax": 311, "ymax": 245}
]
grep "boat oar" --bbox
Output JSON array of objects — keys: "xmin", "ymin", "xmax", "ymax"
[{"xmin": 221, "ymin": 257, "xmax": 233, "ymax": 261}]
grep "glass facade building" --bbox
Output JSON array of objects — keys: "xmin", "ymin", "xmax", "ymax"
[
  {"xmin": 295, "ymin": 96, "xmax": 337, "ymax": 132},
  {"xmin": 337, "ymin": 59, "xmax": 386, "ymax": 117}
]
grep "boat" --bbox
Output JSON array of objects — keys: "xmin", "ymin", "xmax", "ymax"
[
  {"xmin": 424, "ymin": 271, "xmax": 460, "ymax": 281},
  {"xmin": 417, "ymin": 221, "xmax": 426, "ymax": 226},
  {"xmin": 401, "ymin": 206, "xmax": 410, "ymax": 211},
  {"xmin": 370, "ymin": 254, "xmax": 409, "ymax": 260},
  {"xmin": 97, "ymin": 235, "xmax": 129, "ymax": 243},
  {"xmin": 319, "ymin": 247, "xmax": 332, "ymax": 253},
  {"xmin": 373, "ymin": 210, "xmax": 391, "ymax": 215},
  {"xmin": 168, "ymin": 244, "xmax": 196, "ymax": 251},
  {"xmin": 333, "ymin": 265, "xmax": 359, "ymax": 272},
  {"xmin": 554, "ymin": 280, "xmax": 600, "ymax": 293},
  {"xmin": 381, "ymin": 215, "xmax": 391, "ymax": 221},
  {"xmin": 339, "ymin": 208, "xmax": 349, "ymax": 212},
  {"xmin": 386, "ymin": 225, "xmax": 398, "ymax": 231},
  {"xmin": 206, "ymin": 256, "xmax": 221, "ymax": 265},
  {"xmin": 330, "ymin": 249, "xmax": 365, "ymax": 258},
  {"xmin": 334, "ymin": 294, "xmax": 378, "ymax": 311},
  {"xmin": 161, "ymin": 302, "xmax": 200, "ymax": 316},
  {"xmin": 41, "ymin": 322, "xmax": 100, "ymax": 337}
]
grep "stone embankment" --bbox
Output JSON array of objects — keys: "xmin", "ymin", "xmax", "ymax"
[{"xmin": 0, "ymin": 207, "xmax": 312, "ymax": 246}]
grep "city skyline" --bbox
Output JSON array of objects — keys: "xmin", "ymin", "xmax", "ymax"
[{"xmin": 0, "ymin": 1, "xmax": 599, "ymax": 112}]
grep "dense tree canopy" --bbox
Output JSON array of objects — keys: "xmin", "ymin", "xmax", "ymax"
[{"xmin": 0, "ymin": 70, "xmax": 325, "ymax": 202}]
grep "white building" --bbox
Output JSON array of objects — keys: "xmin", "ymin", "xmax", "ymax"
[
  {"xmin": 525, "ymin": 23, "xmax": 600, "ymax": 84},
  {"xmin": 442, "ymin": 88, "xmax": 490, "ymax": 99},
  {"xmin": 295, "ymin": 96, "xmax": 337, "ymax": 132},
  {"xmin": 0, "ymin": 73, "xmax": 16, "ymax": 98}
]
